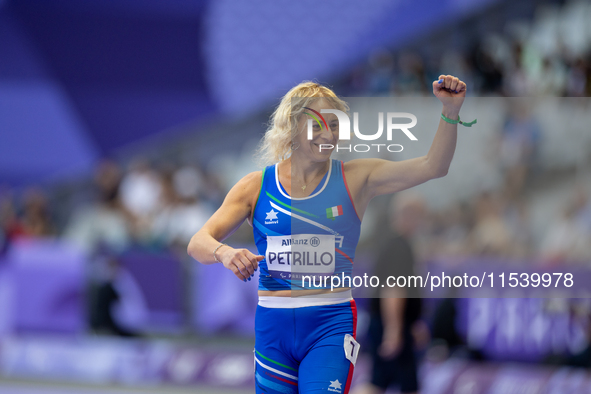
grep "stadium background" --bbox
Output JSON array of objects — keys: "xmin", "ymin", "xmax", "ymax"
[{"xmin": 1, "ymin": 0, "xmax": 591, "ymax": 392}]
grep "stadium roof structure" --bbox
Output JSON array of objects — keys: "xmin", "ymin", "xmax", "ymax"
[{"xmin": 0, "ymin": 0, "xmax": 501, "ymax": 186}]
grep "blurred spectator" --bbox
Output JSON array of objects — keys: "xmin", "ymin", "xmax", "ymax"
[
  {"xmin": 354, "ymin": 193, "xmax": 426, "ymax": 394},
  {"xmin": 151, "ymin": 165, "xmax": 212, "ymax": 249},
  {"xmin": 173, "ymin": 164, "xmax": 205, "ymax": 201},
  {"xmin": 64, "ymin": 160, "xmax": 131, "ymax": 254},
  {"xmin": 119, "ymin": 158, "xmax": 163, "ymax": 239},
  {"xmin": 586, "ymin": 57, "xmax": 591, "ymax": 96},
  {"xmin": 428, "ymin": 297, "xmax": 464, "ymax": 362},
  {"xmin": 429, "ymin": 203, "xmax": 471, "ymax": 258},
  {"xmin": 90, "ymin": 256, "xmax": 146, "ymax": 337},
  {"xmin": 566, "ymin": 57, "xmax": 589, "ymax": 97},
  {"xmin": 344, "ymin": 64, "xmax": 369, "ymax": 96},
  {"xmin": 0, "ymin": 188, "xmax": 55, "ymax": 242},
  {"xmin": 566, "ymin": 299, "xmax": 591, "ymax": 368},
  {"xmin": 540, "ymin": 193, "xmax": 591, "ymax": 264},
  {"xmin": 469, "ymin": 192, "xmax": 513, "ymax": 257},
  {"xmin": 502, "ymin": 195, "xmax": 533, "ymax": 259},
  {"xmin": 538, "ymin": 56, "xmax": 568, "ymax": 96},
  {"xmin": 470, "ymin": 42, "xmax": 504, "ymax": 94},
  {"xmin": 336, "ymin": 0, "xmax": 591, "ymax": 98},
  {"xmin": 21, "ymin": 188, "xmax": 56, "ymax": 237},
  {"xmin": 497, "ymin": 102, "xmax": 541, "ymax": 198},
  {"xmin": 394, "ymin": 52, "xmax": 427, "ymax": 96},
  {"xmin": 0, "ymin": 227, "xmax": 5, "ymax": 256},
  {"xmin": 503, "ymin": 41, "xmax": 541, "ymax": 97},
  {"xmin": 0, "ymin": 193, "xmax": 26, "ymax": 245},
  {"xmin": 367, "ymin": 49, "xmax": 395, "ymax": 96},
  {"xmin": 574, "ymin": 185, "xmax": 591, "ymax": 233}
]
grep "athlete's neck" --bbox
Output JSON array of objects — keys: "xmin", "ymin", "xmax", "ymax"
[{"xmin": 280, "ymin": 158, "xmax": 330, "ymax": 192}]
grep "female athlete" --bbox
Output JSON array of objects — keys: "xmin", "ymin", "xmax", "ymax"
[{"xmin": 188, "ymin": 75, "xmax": 467, "ymax": 393}]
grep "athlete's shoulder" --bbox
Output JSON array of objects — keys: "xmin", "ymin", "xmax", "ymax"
[
  {"xmin": 236, "ymin": 170, "xmax": 264, "ymax": 192},
  {"xmin": 242, "ymin": 170, "xmax": 264, "ymax": 182},
  {"xmin": 223, "ymin": 170, "xmax": 263, "ymax": 204},
  {"xmin": 342, "ymin": 158, "xmax": 381, "ymax": 178}
]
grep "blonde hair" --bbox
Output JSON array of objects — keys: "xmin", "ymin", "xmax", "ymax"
[{"xmin": 256, "ymin": 81, "xmax": 349, "ymax": 166}]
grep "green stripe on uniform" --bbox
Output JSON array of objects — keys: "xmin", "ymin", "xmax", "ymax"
[
  {"xmin": 266, "ymin": 191, "xmax": 319, "ymax": 218},
  {"xmin": 255, "ymin": 350, "xmax": 298, "ymax": 372},
  {"xmin": 253, "ymin": 168, "xmax": 266, "ymax": 214}
]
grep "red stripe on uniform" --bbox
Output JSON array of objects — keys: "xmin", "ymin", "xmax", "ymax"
[
  {"xmin": 337, "ymin": 205, "xmax": 343, "ymax": 216},
  {"xmin": 350, "ymin": 299, "xmax": 357, "ymax": 337},
  {"xmin": 340, "ymin": 161, "xmax": 361, "ymax": 221},
  {"xmin": 335, "ymin": 248, "xmax": 354, "ymax": 264},
  {"xmin": 264, "ymin": 371, "xmax": 298, "ymax": 386},
  {"xmin": 344, "ymin": 299, "xmax": 358, "ymax": 393},
  {"xmin": 344, "ymin": 362, "xmax": 355, "ymax": 393}
]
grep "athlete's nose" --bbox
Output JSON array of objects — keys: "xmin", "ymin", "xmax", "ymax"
[{"xmin": 319, "ymin": 124, "xmax": 334, "ymax": 143}]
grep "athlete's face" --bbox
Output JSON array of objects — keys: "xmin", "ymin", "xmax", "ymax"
[{"xmin": 294, "ymin": 99, "xmax": 339, "ymax": 162}]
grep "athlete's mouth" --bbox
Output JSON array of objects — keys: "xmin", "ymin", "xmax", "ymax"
[{"xmin": 313, "ymin": 142, "xmax": 334, "ymax": 149}]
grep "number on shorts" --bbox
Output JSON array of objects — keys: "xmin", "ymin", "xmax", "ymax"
[{"xmin": 344, "ymin": 334, "xmax": 360, "ymax": 366}]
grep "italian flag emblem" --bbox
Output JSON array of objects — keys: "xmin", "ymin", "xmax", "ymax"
[{"xmin": 326, "ymin": 205, "xmax": 343, "ymax": 220}]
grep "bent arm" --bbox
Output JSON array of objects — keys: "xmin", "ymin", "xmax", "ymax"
[
  {"xmin": 187, "ymin": 171, "xmax": 261, "ymax": 265},
  {"xmin": 346, "ymin": 75, "xmax": 465, "ymax": 208},
  {"xmin": 377, "ymin": 106, "xmax": 458, "ymax": 192}
]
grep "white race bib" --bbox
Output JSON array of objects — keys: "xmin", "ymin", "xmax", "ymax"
[
  {"xmin": 266, "ymin": 234, "xmax": 335, "ymax": 279},
  {"xmin": 344, "ymin": 334, "xmax": 360, "ymax": 366}
]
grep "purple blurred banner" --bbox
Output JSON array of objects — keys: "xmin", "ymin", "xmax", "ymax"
[
  {"xmin": 1, "ymin": 239, "xmax": 86, "ymax": 335},
  {"xmin": 1, "ymin": 335, "xmax": 590, "ymax": 393},
  {"xmin": 0, "ymin": 239, "xmax": 186, "ymax": 335},
  {"xmin": 119, "ymin": 250, "xmax": 184, "ymax": 332},
  {"xmin": 456, "ymin": 297, "xmax": 588, "ymax": 363},
  {"xmin": 421, "ymin": 359, "xmax": 591, "ymax": 394},
  {"xmin": 420, "ymin": 259, "xmax": 591, "ymax": 362},
  {"xmin": 0, "ymin": 335, "xmax": 256, "ymax": 388},
  {"xmin": 192, "ymin": 244, "xmax": 259, "ymax": 335}
]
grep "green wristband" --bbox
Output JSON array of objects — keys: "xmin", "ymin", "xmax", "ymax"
[{"xmin": 441, "ymin": 113, "xmax": 477, "ymax": 127}]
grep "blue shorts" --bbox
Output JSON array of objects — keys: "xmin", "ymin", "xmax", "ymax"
[{"xmin": 254, "ymin": 299, "xmax": 359, "ymax": 394}]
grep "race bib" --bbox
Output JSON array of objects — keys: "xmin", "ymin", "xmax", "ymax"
[
  {"xmin": 266, "ymin": 234, "xmax": 335, "ymax": 279},
  {"xmin": 344, "ymin": 334, "xmax": 360, "ymax": 366}
]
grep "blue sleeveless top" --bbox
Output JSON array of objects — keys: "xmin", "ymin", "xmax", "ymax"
[{"xmin": 252, "ymin": 159, "xmax": 361, "ymax": 290}]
